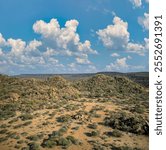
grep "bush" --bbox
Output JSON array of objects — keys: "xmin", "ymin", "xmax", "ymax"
[
  {"xmin": 56, "ymin": 115, "xmax": 71, "ymax": 123},
  {"xmin": 66, "ymin": 136, "xmax": 79, "ymax": 145},
  {"xmin": 19, "ymin": 114, "xmax": 33, "ymax": 121},
  {"xmin": 85, "ymin": 130, "xmax": 100, "ymax": 137},
  {"xmin": 91, "ymin": 131, "xmax": 100, "ymax": 136},
  {"xmin": 0, "ymin": 137, "xmax": 8, "ymax": 143},
  {"xmin": 0, "ymin": 129, "xmax": 8, "ymax": 134},
  {"xmin": 41, "ymin": 139, "xmax": 56, "ymax": 148},
  {"xmin": 111, "ymin": 145, "xmax": 142, "ymax": 150},
  {"xmin": 104, "ymin": 111, "xmax": 149, "ymax": 135},
  {"xmin": 57, "ymin": 137, "xmax": 71, "ymax": 147},
  {"xmin": 59, "ymin": 126, "xmax": 68, "ymax": 134},
  {"xmin": 88, "ymin": 123, "xmax": 98, "ymax": 129},
  {"xmin": 49, "ymin": 131, "xmax": 62, "ymax": 138},
  {"xmin": 27, "ymin": 135, "xmax": 39, "ymax": 141},
  {"xmin": 21, "ymin": 132, "xmax": 28, "ymax": 137},
  {"xmin": 17, "ymin": 140, "xmax": 24, "ymax": 144},
  {"xmin": 28, "ymin": 142, "xmax": 40, "ymax": 150},
  {"xmin": 15, "ymin": 144, "xmax": 21, "ymax": 149},
  {"xmin": 105, "ymin": 129, "xmax": 122, "ymax": 137},
  {"xmin": 0, "ymin": 103, "xmax": 18, "ymax": 120},
  {"xmin": 7, "ymin": 132, "xmax": 20, "ymax": 139},
  {"xmin": 21, "ymin": 147, "xmax": 29, "ymax": 150},
  {"xmin": 8, "ymin": 118, "xmax": 19, "ymax": 124}
]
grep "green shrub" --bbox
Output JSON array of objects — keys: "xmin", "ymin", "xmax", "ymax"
[
  {"xmin": 8, "ymin": 118, "xmax": 19, "ymax": 124},
  {"xmin": 66, "ymin": 136, "xmax": 79, "ymax": 145},
  {"xmin": 104, "ymin": 111, "xmax": 149, "ymax": 135},
  {"xmin": 59, "ymin": 126, "xmax": 68, "ymax": 134},
  {"xmin": 41, "ymin": 139, "xmax": 56, "ymax": 148},
  {"xmin": 49, "ymin": 131, "xmax": 62, "ymax": 138},
  {"xmin": 15, "ymin": 144, "xmax": 21, "ymax": 149},
  {"xmin": 105, "ymin": 129, "xmax": 122, "ymax": 137},
  {"xmin": 57, "ymin": 137, "xmax": 71, "ymax": 147},
  {"xmin": 0, "ymin": 103, "xmax": 18, "ymax": 120},
  {"xmin": 19, "ymin": 114, "xmax": 33, "ymax": 121},
  {"xmin": 21, "ymin": 132, "xmax": 28, "ymax": 137},
  {"xmin": 0, "ymin": 129, "xmax": 8, "ymax": 134},
  {"xmin": 21, "ymin": 147, "xmax": 29, "ymax": 150},
  {"xmin": 0, "ymin": 137, "xmax": 8, "ymax": 143},
  {"xmin": 27, "ymin": 135, "xmax": 39, "ymax": 141},
  {"xmin": 28, "ymin": 142, "xmax": 40, "ymax": 150},
  {"xmin": 7, "ymin": 132, "xmax": 20, "ymax": 139},
  {"xmin": 91, "ymin": 131, "xmax": 100, "ymax": 136},
  {"xmin": 0, "ymin": 124, "xmax": 7, "ymax": 128},
  {"xmin": 56, "ymin": 115, "xmax": 71, "ymax": 123},
  {"xmin": 111, "ymin": 145, "xmax": 142, "ymax": 150},
  {"xmin": 86, "ymin": 130, "xmax": 100, "ymax": 137},
  {"xmin": 17, "ymin": 140, "xmax": 24, "ymax": 144},
  {"xmin": 88, "ymin": 123, "xmax": 98, "ymax": 129}
]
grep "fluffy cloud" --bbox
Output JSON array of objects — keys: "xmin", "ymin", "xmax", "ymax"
[
  {"xmin": 130, "ymin": 0, "xmax": 142, "ymax": 8},
  {"xmin": 97, "ymin": 16, "xmax": 148, "ymax": 56},
  {"xmin": 26, "ymin": 40, "xmax": 42, "ymax": 51},
  {"xmin": 0, "ymin": 19, "xmax": 98, "ymax": 74},
  {"xmin": 106, "ymin": 57, "xmax": 144, "ymax": 72},
  {"xmin": 111, "ymin": 53, "xmax": 120, "ymax": 57},
  {"xmin": 0, "ymin": 33, "xmax": 7, "ymax": 46},
  {"xmin": 33, "ymin": 19, "xmax": 97, "ymax": 55},
  {"xmin": 67, "ymin": 62, "xmax": 97, "ymax": 73},
  {"xmin": 106, "ymin": 57, "xmax": 128, "ymax": 71},
  {"xmin": 127, "ymin": 38, "xmax": 148, "ymax": 55},
  {"xmin": 7, "ymin": 38, "xmax": 26, "ymax": 55},
  {"xmin": 97, "ymin": 17, "xmax": 129, "ymax": 51},
  {"xmin": 76, "ymin": 57, "xmax": 91, "ymax": 65},
  {"xmin": 138, "ymin": 13, "xmax": 149, "ymax": 30}
]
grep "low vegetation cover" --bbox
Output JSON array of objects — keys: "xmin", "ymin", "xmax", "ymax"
[{"xmin": 0, "ymin": 74, "xmax": 149, "ymax": 150}]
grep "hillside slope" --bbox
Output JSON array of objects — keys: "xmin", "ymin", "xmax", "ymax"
[{"xmin": 73, "ymin": 74, "xmax": 148, "ymax": 99}]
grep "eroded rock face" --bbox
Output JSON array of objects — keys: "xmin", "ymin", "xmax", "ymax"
[{"xmin": 104, "ymin": 111, "xmax": 149, "ymax": 135}]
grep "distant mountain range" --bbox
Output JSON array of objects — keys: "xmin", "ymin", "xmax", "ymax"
[{"xmin": 14, "ymin": 72, "xmax": 149, "ymax": 87}]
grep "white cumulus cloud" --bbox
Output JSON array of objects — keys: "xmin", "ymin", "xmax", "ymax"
[
  {"xmin": 33, "ymin": 19, "xmax": 97, "ymax": 55},
  {"xmin": 130, "ymin": 0, "xmax": 142, "ymax": 8},
  {"xmin": 111, "ymin": 53, "xmax": 120, "ymax": 57},
  {"xmin": 138, "ymin": 13, "xmax": 149, "ymax": 30},
  {"xmin": 97, "ymin": 16, "xmax": 129, "ymax": 51},
  {"xmin": 106, "ymin": 57, "xmax": 128, "ymax": 71},
  {"xmin": 127, "ymin": 38, "xmax": 149, "ymax": 56},
  {"xmin": 0, "ymin": 33, "xmax": 7, "ymax": 46},
  {"xmin": 106, "ymin": 56, "xmax": 145, "ymax": 72},
  {"xmin": 97, "ymin": 16, "xmax": 148, "ymax": 56},
  {"xmin": 0, "ymin": 19, "xmax": 98, "ymax": 74},
  {"xmin": 7, "ymin": 38, "xmax": 26, "ymax": 55}
]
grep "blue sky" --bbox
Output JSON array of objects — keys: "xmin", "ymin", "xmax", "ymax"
[{"xmin": 0, "ymin": 0, "xmax": 149, "ymax": 75}]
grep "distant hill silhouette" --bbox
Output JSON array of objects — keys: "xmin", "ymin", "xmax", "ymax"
[{"xmin": 15, "ymin": 72, "xmax": 149, "ymax": 87}]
